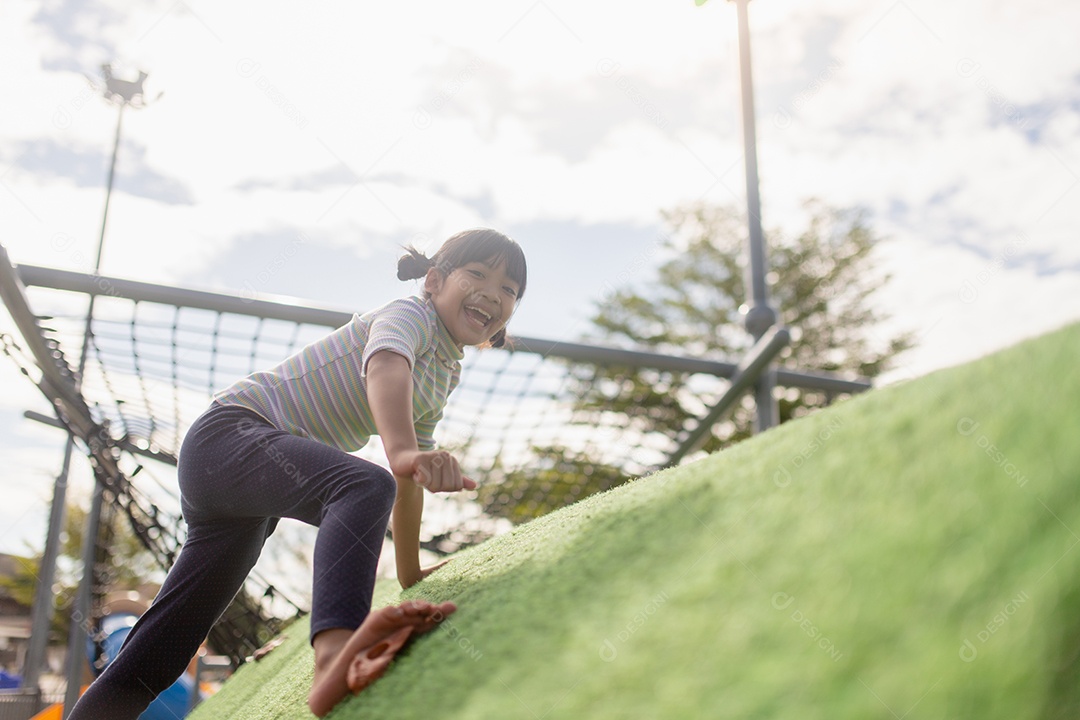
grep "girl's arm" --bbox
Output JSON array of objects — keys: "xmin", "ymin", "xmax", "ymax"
[
  {"xmin": 366, "ymin": 350, "xmax": 474, "ymax": 588},
  {"xmin": 391, "ymin": 477, "xmax": 425, "ymax": 588}
]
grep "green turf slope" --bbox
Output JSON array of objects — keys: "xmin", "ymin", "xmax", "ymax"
[{"xmin": 191, "ymin": 322, "xmax": 1080, "ymax": 720}]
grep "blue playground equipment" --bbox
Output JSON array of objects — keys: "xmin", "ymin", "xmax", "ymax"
[{"xmin": 94, "ymin": 612, "xmax": 203, "ymax": 719}]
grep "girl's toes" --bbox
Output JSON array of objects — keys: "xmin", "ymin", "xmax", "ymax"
[{"xmin": 346, "ymin": 626, "xmax": 414, "ymax": 694}]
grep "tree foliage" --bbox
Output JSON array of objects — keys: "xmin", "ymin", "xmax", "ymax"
[
  {"xmin": 480, "ymin": 201, "xmax": 914, "ymax": 524},
  {"xmin": 581, "ymin": 200, "xmax": 914, "ymax": 447},
  {"xmin": 59, "ymin": 502, "xmax": 162, "ymax": 591},
  {"xmin": 0, "ymin": 556, "xmax": 37, "ymax": 608}
]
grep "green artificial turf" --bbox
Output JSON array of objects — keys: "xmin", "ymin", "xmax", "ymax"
[{"xmin": 190, "ymin": 321, "xmax": 1080, "ymax": 720}]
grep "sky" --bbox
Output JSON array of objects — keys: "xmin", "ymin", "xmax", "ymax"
[{"xmin": 1, "ymin": 0, "xmax": 1078, "ymax": 570}]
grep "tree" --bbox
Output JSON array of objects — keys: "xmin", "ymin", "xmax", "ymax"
[
  {"xmin": 58, "ymin": 501, "xmax": 162, "ymax": 593},
  {"xmin": 479, "ymin": 200, "xmax": 914, "ymax": 523},
  {"xmin": 0, "ymin": 555, "xmax": 37, "ymax": 608}
]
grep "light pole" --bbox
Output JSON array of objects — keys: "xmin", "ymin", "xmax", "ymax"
[{"xmin": 728, "ymin": 0, "xmax": 780, "ymax": 431}]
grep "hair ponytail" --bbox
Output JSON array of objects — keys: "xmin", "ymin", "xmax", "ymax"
[{"xmin": 397, "ymin": 247, "xmax": 434, "ymax": 280}]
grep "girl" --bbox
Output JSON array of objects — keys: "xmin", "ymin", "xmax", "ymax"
[{"xmin": 69, "ymin": 228, "xmax": 527, "ymax": 719}]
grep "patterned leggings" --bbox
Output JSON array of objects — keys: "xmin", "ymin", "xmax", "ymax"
[{"xmin": 68, "ymin": 403, "xmax": 397, "ymax": 719}]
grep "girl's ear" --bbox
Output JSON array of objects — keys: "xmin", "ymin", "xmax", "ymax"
[{"xmin": 423, "ymin": 267, "xmax": 444, "ymax": 296}]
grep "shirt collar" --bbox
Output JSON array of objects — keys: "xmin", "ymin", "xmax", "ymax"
[{"xmin": 427, "ymin": 297, "xmax": 465, "ymax": 367}]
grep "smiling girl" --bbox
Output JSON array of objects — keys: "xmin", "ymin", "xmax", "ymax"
[{"xmin": 68, "ymin": 228, "xmax": 527, "ymax": 719}]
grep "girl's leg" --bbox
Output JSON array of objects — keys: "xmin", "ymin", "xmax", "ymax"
[
  {"xmin": 70, "ymin": 404, "xmax": 397, "ymax": 719},
  {"xmin": 183, "ymin": 407, "xmax": 398, "ymax": 638},
  {"xmin": 67, "ymin": 517, "xmax": 273, "ymax": 720}
]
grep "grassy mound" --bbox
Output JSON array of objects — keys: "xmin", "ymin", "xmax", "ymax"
[{"xmin": 191, "ymin": 322, "xmax": 1080, "ymax": 719}]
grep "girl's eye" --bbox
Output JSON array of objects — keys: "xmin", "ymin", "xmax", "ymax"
[
  {"xmin": 503, "ymin": 286, "xmax": 518, "ymax": 298},
  {"xmin": 468, "ymin": 269, "xmax": 484, "ymax": 279}
]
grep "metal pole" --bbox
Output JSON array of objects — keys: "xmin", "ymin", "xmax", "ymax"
[
  {"xmin": 18, "ymin": 445, "xmax": 72, "ymax": 707},
  {"xmin": 730, "ymin": 0, "xmax": 779, "ymax": 431},
  {"xmin": 669, "ymin": 325, "xmax": 790, "ymax": 464},
  {"xmin": 61, "ymin": 483, "xmax": 105, "ymax": 717},
  {"xmin": 91, "ymin": 104, "xmax": 123, "ymax": 276}
]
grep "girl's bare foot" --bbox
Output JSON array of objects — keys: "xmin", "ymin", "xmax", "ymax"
[
  {"xmin": 345, "ymin": 625, "xmax": 414, "ymax": 693},
  {"xmin": 308, "ymin": 600, "xmax": 456, "ymax": 717},
  {"xmin": 251, "ymin": 635, "xmax": 287, "ymax": 662}
]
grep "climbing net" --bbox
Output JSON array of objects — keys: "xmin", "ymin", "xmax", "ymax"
[{"xmin": 25, "ymin": 284, "xmax": 683, "ymax": 532}]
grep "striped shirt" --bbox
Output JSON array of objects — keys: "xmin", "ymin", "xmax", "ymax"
[{"xmin": 214, "ymin": 296, "xmax": 463, "ymax": 452}]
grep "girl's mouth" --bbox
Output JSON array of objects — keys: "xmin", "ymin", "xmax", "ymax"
[{"xmin": 464, "ymin": 304, "xmax": 493, "ymax": 328}]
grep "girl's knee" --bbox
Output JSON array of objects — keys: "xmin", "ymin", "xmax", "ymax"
[
  {"xmin": 324, "ymin": 462, "xmax": 396, "ymax": 518},
  {"xmin": 341, "ymin": 463, "xmax": 396, "ymax": 510},
  {"xmin": 369, "ymin": 465, "xmax": 397, "ymax": 508}
]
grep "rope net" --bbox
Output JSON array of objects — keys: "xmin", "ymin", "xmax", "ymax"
[{"xmin": 29, "ymin": 285, "xmax": 693, "ymax": 518}]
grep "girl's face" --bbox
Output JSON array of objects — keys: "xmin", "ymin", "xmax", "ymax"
[{"xmin": 425, "ymin": 259, "xmax": 520, "ymax": 347}]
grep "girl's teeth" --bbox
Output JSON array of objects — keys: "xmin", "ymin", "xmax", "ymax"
[{"xmin": 465, "ymin": 306, "xmax": 490, "ymax": 326}]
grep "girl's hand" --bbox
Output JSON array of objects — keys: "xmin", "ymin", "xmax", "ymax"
[
  {"xmin": 419, "ymin": 559, "xmax": 451, "ymax": 580},
  {"xmin": 398, "ymin": 560, "xmax": 449, "ymax": 590},
  {"xmin": 398, "ymin": 450, "xmax": 477, "ymax": 493}
]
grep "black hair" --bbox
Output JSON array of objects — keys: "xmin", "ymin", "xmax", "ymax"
[{"xmin": 397, "ymin": 228, "xmax": 527, "ymax": 348}]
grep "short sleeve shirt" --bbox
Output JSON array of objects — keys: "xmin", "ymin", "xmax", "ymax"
[{"xmin": 214, "ymin": 296, "xmax": 463, "ymax": 452}]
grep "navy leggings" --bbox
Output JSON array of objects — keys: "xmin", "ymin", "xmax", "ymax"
[{"xmin": 68, "ymin": 403, "xmax": 397, "ymax": 720}]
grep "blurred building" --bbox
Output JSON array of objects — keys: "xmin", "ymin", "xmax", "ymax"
[{"xmin": 0, "ymin": 554, "xmax": 32, "ymax": 678}]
